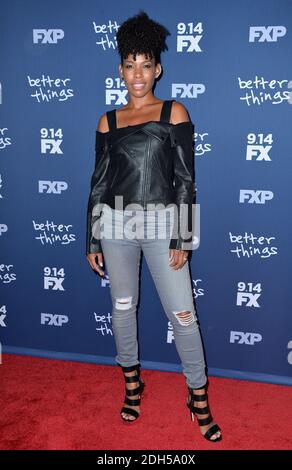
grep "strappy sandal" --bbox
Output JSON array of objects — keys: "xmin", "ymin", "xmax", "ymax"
[
  {"xmin": 187, "ymin": 384, "xmax": 222, "ymax": 442},
  {"xmin": 120, "ymin": 364, "xmax": 145, "ymax": 423}
]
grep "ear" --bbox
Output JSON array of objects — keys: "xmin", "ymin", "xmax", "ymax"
[
  {"xmin": 155, "ymin": 63, "xmax": 162, "ymax": 78},
  {"xmin": 118, "ymin": 63, "xmax": 123, "ymax": 79}
]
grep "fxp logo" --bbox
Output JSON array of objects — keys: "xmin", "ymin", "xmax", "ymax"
[
  {"xmin": 171, "ymin": 83, "xmax": 205, "ymax": 99},
  {"xmin": 249, "ymin": 26, "xmax": 286, "ymax": 42},
  {"xmin": 230, "ymin": 331, "xmax": 262, "ymax": 345},
  {"xmin": 33, "ymin": 29, "xmax": 64, "ymax": 44}
]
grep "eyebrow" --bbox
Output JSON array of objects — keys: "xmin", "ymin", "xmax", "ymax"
[{"xmin": 124, "ymin": 59, "xmax": 152, "ymax": 63}]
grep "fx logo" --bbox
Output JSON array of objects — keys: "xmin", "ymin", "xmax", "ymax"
[
  {"xmin": 41, "ymin": 313, "xmax": 68, "ymax": 326},
  {"xmin": 105, "ymin": 89, "xmax": 128, "ymax": 105},
  {"xmin": 33, "ymin": 29, "xmax": 65, "ymax": 44},
  {"xmin": 0, "ymin": 305, "xmax": 7, "ymax": 328},
  {"xmin": 249, "ymin": 26, "xmax": 286, "ymax": 42},
  {"xmin": 236, "ymin": 292, "xmax": 261, "ymax": 307},
  {"xmin": 44, "ymin": 277, "xmax": 65, "ymax": 291},
  {"xmin": 230, "ymin": 331, "xmax": 262, "ymax": 345},
  {"xmin": 167, "ymin": 321, "xmax": 174, "ymax": 344},
  {"xmin": 239, "ymin": 190, "xmax": 273, "ymax": 204},
  {"xmin": 101, "ymin": 274, "xmax": 110, "ymax": 287},
  {"xmin": 39, "ymin": 181, "xmax": 68, "ymax": 194},
  {"xmin": 172, "ymin": 83, "xmax": 205, "ymax": 99},
  {"xmin": 246, "ymin": 145, "xmax": 272, "ymax": 161},
  {"xmin": 177, "ymin": 35, "xmax": 202, "ymax": 52},
  {"xmin": 41, "ymin": 140, "xmax": 63, "ymax": 154}
]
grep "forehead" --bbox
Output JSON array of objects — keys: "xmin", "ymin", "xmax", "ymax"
[{"xmin": 123, "ymin": 53, "xmax": 154, "ymax": 62}]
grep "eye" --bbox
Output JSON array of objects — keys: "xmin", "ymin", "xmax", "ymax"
[
  {"xmin": 125, "ymin": 64, "xmax": 132, "ymax": 69},
  {"xmin": 144, "ymin": 64, "xmax": 151, "ymax": 68}
]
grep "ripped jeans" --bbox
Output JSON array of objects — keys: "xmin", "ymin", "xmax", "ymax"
[{"xmin": 100, "ymin": 203, "xmax": 207, "ymax": 388}]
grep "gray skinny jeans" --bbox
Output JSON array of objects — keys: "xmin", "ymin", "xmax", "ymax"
[{"xmin": 99, "ymin": 203, "xmax": 207, "ymax": 389}]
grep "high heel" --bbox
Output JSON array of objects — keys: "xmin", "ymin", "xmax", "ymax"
[
  {"xmin": 119, "ymin": 364, "xmax": 145, "ymax": 423},
  {"xmin": 187, "ymin": 384, "xmax": 222, "ymax": 442}
]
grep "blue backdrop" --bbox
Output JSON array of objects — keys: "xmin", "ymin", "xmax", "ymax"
[{"xmin": 1, "ymin": 0, "xmax": 292, "ymax": 385}]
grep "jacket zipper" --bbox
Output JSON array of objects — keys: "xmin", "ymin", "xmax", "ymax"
[{"xmin": 142, "ymin": 138, "xmax": 151, "ymax": 209}]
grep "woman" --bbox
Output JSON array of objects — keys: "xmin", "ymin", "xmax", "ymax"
[{"xmin": 86, "ymin": 10, "xmax": 222, "ymax": 442}]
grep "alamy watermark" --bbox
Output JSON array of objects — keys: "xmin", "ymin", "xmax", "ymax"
[{"xmin": 90, "ymin": 196, "xmax": 200, "ymax": 251}]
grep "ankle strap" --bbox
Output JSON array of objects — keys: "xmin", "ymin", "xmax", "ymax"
[{"xmin": 118, "ymin": 363, "xmax": 140, "ymax": 372}]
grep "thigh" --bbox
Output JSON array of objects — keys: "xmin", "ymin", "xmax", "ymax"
[
  {"xmin": 100, "ymin": 206, "xmax": 141, "ymax": 300},
  {"xmin": 141, "ymin": 209, "xmax": 196, "ymax": 315}
]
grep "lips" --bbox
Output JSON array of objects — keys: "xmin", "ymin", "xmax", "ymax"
[{"xmin": 132, "ymin": 83, "xmax": 145, "ymax": 89}]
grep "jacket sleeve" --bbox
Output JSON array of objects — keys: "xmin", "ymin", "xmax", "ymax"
[
  {"xmin": 169, "ymin": 121, "xmax": 195, "ymax": 251},
  {"xmin": 86, "ymin": 130, "xmax": 110, "ymax": 255}
]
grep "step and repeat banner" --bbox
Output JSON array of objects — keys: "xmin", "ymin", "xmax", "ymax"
[{"xmin": 1, "ymin": 0, "xmax": 292, "ymax": 385}]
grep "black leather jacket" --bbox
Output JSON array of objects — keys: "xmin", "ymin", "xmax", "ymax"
[{"xmin": 86, "ymin": 99, "xmax": 195, "ymax": 255}]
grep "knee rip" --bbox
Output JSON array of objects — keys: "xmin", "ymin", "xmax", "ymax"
[
  {"xmin": 115, "ymin": 296, "xmax": 133, "ymax": 311},
  {"xmin": 173, "ymin": 310, "xmax": 195, "ymax": 326}
]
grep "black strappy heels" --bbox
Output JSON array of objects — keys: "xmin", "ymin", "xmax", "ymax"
[
  {"xmin": 187, "ymin": 383, "xmax": 222, "ymax": 442},
  {"xmin": 119, "ymin": 364, "xmax": 145, "ymax": 423}
]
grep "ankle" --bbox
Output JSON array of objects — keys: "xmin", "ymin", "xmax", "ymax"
[{"xmin": 190, "ymin": 381, "xmax": 208, "ymax": 390}]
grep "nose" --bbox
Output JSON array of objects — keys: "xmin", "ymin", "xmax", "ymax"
[{"xmin": 134, "ymin": 68, "xmax": 142, "ymax": 78}]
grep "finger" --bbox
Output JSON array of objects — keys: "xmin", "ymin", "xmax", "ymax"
[
  {"xmin": 86, "ymin": 255, "xmax": 95, "ymax": 271},
  {"xmin": 170, "ymin": 251, "xmax": 188, "ymax": 270},
  {"xmin": 88, "ymin": 254, "xmax": 105, "ymax": 276},
  {"xmin": 93, "ymin": 256, "xmax": 105, "ymax": 276},
  {"xmin": 95, "ymin": 255, "xmax": 105, "ymax": 277},
  {"xmin": 170, "ymin": 252, "xmax": 182, "ymax": 269},
  {"xmin": 169, "ymin": 250, "xmax": 179, "ymax": 267},
  {"xmin": 173, "ymin": 258, "xmax": 184, "ymax": 270},
  {"xmin": 96, "ymin": 253, "xmax": 104, "ymax": 269},
  {"xmin": 182, "ymin": 251, "xmax": 189, "ymax": 263},
  {"xmin": 180, "ymin": 251, "xmax": 189, "ymax": 267}
]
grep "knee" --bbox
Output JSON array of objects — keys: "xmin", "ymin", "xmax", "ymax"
[
  {"xmin": 114, "ymin": 296, "xmax": 135, "ymax": 311},
  {"xmin": 172, "ymin": 310, "xmax": 196, "ymax": 327}
]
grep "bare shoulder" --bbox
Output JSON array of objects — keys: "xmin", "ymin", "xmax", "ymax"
[
  {"xmin": 170, "ymin": 100, "xmax": 191, "ymax": 124},
  {"xmin": 96, "ymin": 113, "xmax": 109, "ymax": 133}
]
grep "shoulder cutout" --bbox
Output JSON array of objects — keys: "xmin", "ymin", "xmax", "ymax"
[
  {"xmin": 170, "ymin": 101, "xmax": 190, "ymax": 125},
  {"xmin": 96, "ymin": 113, "xmax": 109, "ymax": 133}
]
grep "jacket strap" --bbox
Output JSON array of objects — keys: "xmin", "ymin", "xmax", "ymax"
[
  {"xmin": 160, "ymin": 99, "xmax": 174, "ymax": 123},
  {"xmin": 106, "ymin": 109, "xmax": 117, "ymax": 131}
]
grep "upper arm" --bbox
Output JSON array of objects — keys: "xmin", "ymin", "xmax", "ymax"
[
  {"xmin": 170, "ymin": 101, "xmax": 190, "ymax": 125},
  {"xmin": 96, "ymin": 113, "xmax": 109, "ymax": 133}
]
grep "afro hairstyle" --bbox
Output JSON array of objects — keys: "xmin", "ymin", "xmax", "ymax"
[{"xmin": 116, "ymin": 10, "xmax": 171, "ymax": 65}]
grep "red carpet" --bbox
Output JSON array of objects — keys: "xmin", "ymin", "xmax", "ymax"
[{"xmin": 0, "ymin": 353, "xmax": 291, "ymax": 450}]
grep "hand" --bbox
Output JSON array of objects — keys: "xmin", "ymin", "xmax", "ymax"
[
  {"xmin": 169, "ymin": 249, "xmax": 189, "ymax": 270},
  {"xmin": 86, "ymin": 252, "xmax": 105, "ymax": 277}
]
